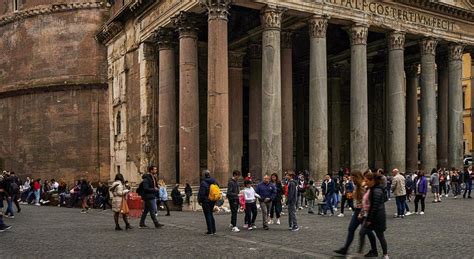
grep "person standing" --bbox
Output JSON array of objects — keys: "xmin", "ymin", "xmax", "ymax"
[
  {"xmin": 33, "ymin": 179, "xmax": 41, "ymax": 206},
  {"xmin": 227, "ymin": 170, "xmax": 241, "ymax": 233},
  {"xmin": 338, "ymin": 175, "xmax": 355, "ymax": 217},
  {"xmin": 321, "ymin": 174, "xmax": 335, "ymax": 216},
  {"xmin": 241, "ymin": 179, "xmax": 259, "ymax": 230},
  {"xmin": 430, "ymin": 168, "xmax": 440, "ymax": 202},
  {"xmin": 198, "ymin": 169, "xmax": 218, "ymax": 235},
  {"xmin": 304, "ymin": 180, "xmax": 317, "ymax": 214},
  {"xmin": 158, "ymin": 179, "xmax": 170, "ymax": 216},
  {"xmin": 286, "ymin": 171, "xmax": 299, "ymax": 231},
  {"xmin": 184, "ymin": 183, "xmax": 193, "ymax": 205},
  {"xmin": 138, "ymin": 166, "xmax": 163, "ymax": 229},
  {"xmin": 80, "ymin": 180, "xmax": 91, "ymax": 213},
  {"xmin": 255, "ymin": 175, "xmax": 276, "ymax": 230},
  {"xmin": 413, "ymin": 171, "xmax": 427, "ymax": 215},
  {"xmin": 452, "ymin": 170, "xmax": 461, "ymax": 198},
  {"xmin": 463, "ymin": 166, "xmax": 473, "ymax": 199},
  {"xmin": 269, "ymin": 173, "xmax": 283, "ymax": 225},
  {"xmin": 391, "ymin": 169, "xmax": 406, "ymax": 218},
  {"xmin": 111, "ymin": 173, "xmax": 132, "ymax": 230}
]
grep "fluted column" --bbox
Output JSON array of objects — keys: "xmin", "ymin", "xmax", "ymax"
[
  {"xmin": 248, "ymin": 43, "xmax": 263, "ymax": 179},
  {"xmin": 406, "ymin": 64, "xmax": 419, "ymax": 171},
  {"xmin": 202, "ymin": 0, "xmax": 231, "ymax": 185},
  {"xmin": 349, "ymin": 24, "xmax": 369, "ymax": 171},
  {"xmin": 448, "ymin": 44, "xmax": 465, "ymax": 169},
  {"xmin": 156, "ymin": 28, "xmax": 177, "ymax": 183},
  {"xmin": 419, "ymin": 38, "xmax": 438, "ymax": 171},
  {"xmin": 437, "ymin": 55, "xmax": 449, "ymax": 168},
  {"xmin": 309, "ymin": 15, "xmax": 328, "ymax": 180},
  {"xmin": 229, "ymin": 51, "xmax": 245, "ymax": 174},
  {"xmin": 174, "ymin": 12, "xmax": 200, "ymax": 185},
  {"xmin": 386, "ymin": 31, "xmax": 406, "ymax": 172},
  {"xmin": 260, "ymin": 5, "xmax": 284, "ymax": 177},
  {"xmin": 281, "ymin": 31, "xmax": 294, "ymax": 171}
]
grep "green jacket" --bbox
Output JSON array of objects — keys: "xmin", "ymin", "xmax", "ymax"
[{"xmin": 304, "ymin": 185, "xmax": 317, "ymax": 200}]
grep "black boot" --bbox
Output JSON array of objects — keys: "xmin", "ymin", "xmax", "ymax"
[
  {"xmin": 115, "ymin": 225, "xmax": 123, "ymax": 231},
  {"xmin": 364, "ymin": 250, "xmax": 378, "ymax": 257},
  {"xmin": 334, "ymin": 247, "xmax": 348, "ymax": 255}
]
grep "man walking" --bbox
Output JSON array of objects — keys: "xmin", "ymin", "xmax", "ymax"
[
  {"xmin": 198, "ymin": 170, "xmax": 218, "ymax": 235},
  {"xmin": 321, "ymin": 174, "xmax": 335, "ymax": 216},
  {"xmin": 286, "ymin": 171, "xmax": 299, "ymax": 231},
  {"xmin": 463, "ymin": 166, "xmax": 473, "ymax": 199},
  {"xmin": 391, "ymin": 169, "xmax": 406, "ymax": 218},
  {"xmin": 138, "ymin": 166, "xmax": 163, "ymax": 229},
  {"xmin": 256, "ymin": 175, "xmax": 276, "ymax": 230},
  {"xmin": 227, "ymin": 170, "xmax": 241, "ymax": 233},
  {"xmin": 430, "ymin": 169, "xmax": 441, "ymax": 202}
]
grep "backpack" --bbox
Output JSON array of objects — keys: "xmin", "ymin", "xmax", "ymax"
[
  {"xmin": 208, "ymin": 184, "xmax": 222, "ymax": 202},
  {"xmin": 136, "ymin": 181, "xmax": 145, "ymax": 197}
]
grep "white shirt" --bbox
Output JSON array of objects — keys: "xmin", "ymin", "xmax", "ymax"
[{"xmin": 241, "ymin": 187, "xmax": 260, "ymax": 202}]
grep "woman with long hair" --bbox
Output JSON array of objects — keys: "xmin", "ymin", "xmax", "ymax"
[
  {"xmin": 269, "ymin": 173, "xmax": 283, "ymax": 225},
  {"xmin": 158, "ymin": 179, "xmax": 171, "ymax": 216},
  {"xmin": 334, "ymin": 170, "xmax": 377, "ymax": 256},
  {"xmin": 111, "ymin": 173, "xmax": 132, "ymax": 230},
  {"xmin": 414, "ymin": 170, "xmax": 427, "ymax": 215}
]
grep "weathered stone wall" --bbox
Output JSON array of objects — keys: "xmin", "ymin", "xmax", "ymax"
[{"xmin": 0, "ymin": 1, "xmax": 110, "ymax": 184}]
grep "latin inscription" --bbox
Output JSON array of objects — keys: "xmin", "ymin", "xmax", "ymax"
[{"xmin": 325, "ymin": 0, "xmax": 455, "ymax": 32}]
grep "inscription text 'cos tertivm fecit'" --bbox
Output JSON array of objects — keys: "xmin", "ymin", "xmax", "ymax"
[{"xmin": 325, "ymin": 0, "xmax": 455, "ymax": 32}]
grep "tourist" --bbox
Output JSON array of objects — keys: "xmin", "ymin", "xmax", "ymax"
[
  {"xmin": 241, "ymin": 179, "xmax": 259, "ymax": 230},
  {"xmin": 385, "ymin": 173, "xmax": 392, "ymax": 201},
  {"xmin": 413, "ymin": 170, "xmax": 427, "ymax": 215},
  {"xmin": 297, "ymin": 173, "xmax": 306, "ymax": 210},
  {"xmin": 405, "ymin": 172, "xmax": 414, "ymax": 202},
  {"xmin": 445, "ymin": 169, "xmax": 451, "ymax": 197},
  {"xmin": 255, "ymin": 175, "xmax": 276, "ymax": 230},
  {"xmin": 138, "ymin": 166, "xmax": 162, "ymax": 229},
  {"xmin": 33, "ymin": 179, "xmax": 41, "ymax": 206},
  {"xmin": 463, "ymin": 166, "xmax": 473, "ymax": 199},
  {"xmin": 171, "ymin": 184, "xmax": 184, "ymax": 207},
  {"xmin": 321, "ymin": 174, "xmax": 335, "ymax": 216},
  {"xmin": 80, "ymin": 180, "xmax": 92, "ymax": 213},
  {"xmin": 439, "ymin": 170, "xmax": 447, "ymax": 198},
  {"xmin": 197, "ymin": 169, "xmax": 218, "ymax": 235},
  {"xmin": 334, "ymin": 170, "xmax": 376, "ymax": 256},
  {"xmin": 269, "ymin": 173, "xmax": 283, "ymax": 225},
  {"xmin": 451, "ymin": 169, "xmax": 461, "ymax": 198},
  {"xmin": 391, "ymin": 169, "xmax": 406, "ymax": 218},
  {"xmin": 57, "ymin": 180, "xmax": 68, "ymax": 207},
  {"xmin": 158, "ymin": 179, "xmax": 170, "ymax": 216},
  {"xmin": 184, "ymin": 183, "xmax": 193, "ymax": 204},
  {"xmin": 338, "ymin": 175, "xmax": 354, "ymax": 217},
  {"xmin": 304, "ymin": 180, "xmax": 318, "ymax": 214},
  {"xmin": 68, "ymin": 180, "xmax": 82, "ymax": 208},
  {"xmin": 111, "ymin": 173, "xmax": 132, "ymax": 230},
  {"xmin": 358, "ymin": 172, "xmax": 388, "ymax": 258},
  {"xmin": 20, "ymin": 177, "xmax": 31, "ymax": 203},
  {"xmin": 430, "ymin": 168, "xmax": 440, "ymax": 202},
  {"xmin": 227, "ymin": 170, "xmax": 240, "ymax": 233},
  {"xmin": 6, "ymin": 172, "xmax": 21, "ymax": 213},
  {"xmin": 97, "ymin": 182, "xmax": 111, "ymax": 210},
  {"xmin": 286, "ymin": 171, "xmax": 299, "ymax": 231}
]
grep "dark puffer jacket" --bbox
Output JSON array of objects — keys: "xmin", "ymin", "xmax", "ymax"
[
  {"xmin": 140, "ymin": 173, "xmax": 158, "ymax": 201},
  {"xmin": 198, "ymin": 177, "xmax": 217, "ymax": 203},
  {"xmin": 366, "ymin": 184, "xmax": 387, "ymax": 232}
]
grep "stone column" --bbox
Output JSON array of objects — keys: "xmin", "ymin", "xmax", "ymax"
[
  {"xmin": 260, "ymin": 5, "xmax": 284, "ymax": 177},
  {"xmin": 174, "ymin": 12, "xmax": 200, "ymax": 185},
  {"xmin": 472, "ymin": 53, "xmax": 474, "ymax": 160},
  {"xmin": 349, "ymin": 24, "xmax": 369, "ymax": 171},
  {"xmin": 386, "ymin": 31, "xmax": 406, "ymax": 173},
  {"xmin": 448, "ymin": 44, "xmax": 465, "ymax": 169},
  {"xmin": 156, "ymin": 28, "xmax": 177, "ymax": 183},
  {"xmin": 202, "ymin": 0, "xmax": 231, "ymax": 185},
  {"xmin": 281, "ymin": 31, "xmax": 294, "ymax": 171},
  {"xmin": 419, "ymin": 38, "xmax": 438, "ymax": 171},
  {"xmin": 406, "ymin": 64, "xmax": 419, "ymax": 171},
  {"xmin": 437, "ymin": 55, "xmax": 448, "ymax": 168},
  {"xmin": 229, "ymin": 51, "xmax": 245, "ymax": 174},
  {"xmin": 248, "ymin": 43, "xmax": 262, "ymax": 179},
  {"xmin": 138, "ymin": 42, "xmax": 158, "ymax": 174},
  {"xmin": 308, "ymin": 15, "xmax": 328, "ymax": 180},
  {"xmin": 329, "ymin": 64, "xmax": 342, "ymax": 173}
]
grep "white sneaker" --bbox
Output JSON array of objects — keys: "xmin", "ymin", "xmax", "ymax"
[
  {"xmin": 276, "ymin": 219, "xmax": 281, "ymax": 225},
  {"xmin": 405, "ymin": 212, "xmax": 413, "ymax": 216},
  {"xmin": 243, "ymin": 224, "xmax": 248, "ymax": 229},
  {"xmin": 231, "ymin": 227, "xmax": 240, "ymax": 233},
  {"xmin": 415, "ymin": 212, "xmax": 419, "ymax": 215},
  {"xmin": 252, "ymin": 225, "xmax": 257, "ymax": 230},
  {"xmin": 446, "ymin": 194, "xmax": 449, "ymax": 197},
  {"xmin": 229, "ymin": 224, "xmax": 233, "ymax": 229},
  {"xmin": 337, "ymin": 213, "xmax": 344, "ymax": 217},
  {"xmin": 268, "ymin": 219, "xmax": 274, "ymax": 225},
  {"xmin": 35, "ymin": 203, "xmax": 40, "ymax": 206},
  {"xmin": 420, "ymin": 211, "xmax": 425, "ymax": 215},
  {"xmin": 394, "ymin": 213, "xmax": 398, "ymax": 217},
  {"xmin": 383, "ymin": 255, "xmax": 390, "ymax": 259}
]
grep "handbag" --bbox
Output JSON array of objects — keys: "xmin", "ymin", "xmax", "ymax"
[
  {"xmin": 120, "ymin": 197, "xmax": 130, "ymax": 215},
  {"xmin": 346, "ymin": 192, "xmax": 353, "ymax": 200}
]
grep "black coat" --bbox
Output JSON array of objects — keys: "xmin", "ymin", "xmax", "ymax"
[
  {"xmin": 140, "ymin": 174, "xmax": 158, "ymax": 201},
  {"xmin": 366, "ymin": 185, "xmax": 387, "ymax": 232}
]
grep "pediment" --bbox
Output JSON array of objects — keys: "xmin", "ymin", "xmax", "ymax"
[{"xmin": 436, "ymin": 0, "xmax": 474, "ymax": 11}]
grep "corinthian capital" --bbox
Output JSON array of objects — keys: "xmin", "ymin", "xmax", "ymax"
[
  {"xmin": 308, "ymin": 15, "xmax": 328, "ymax": 39},
  {"xmin": 154, "ymin": 27, "xmax": 175, "ymax": 50},
  {"xmin": 419, "ymin": 38, "xmax": 438, "ymax": 56},
  {"xmin": 387, "ymin": 31, "xmax": 405, "ymax": 50},
  {"xmin": 448, "ymin": 44, "xmax": 465, "ymax": 61},
  {"xmin": 172, "ymin": 11, "xmax": 201, "ymax": 39},
  {"xmin": 260, "ymin": 5, "xmax": 285, "ymax": 30},
  {"xmin": 200, "ymin": 0, "xmax": 231, "ymax": 21},
  {"xmin": 349, "ymin": 24, "xmax": 368, "ymax": 46}
]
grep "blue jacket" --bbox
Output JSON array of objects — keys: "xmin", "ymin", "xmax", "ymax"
[
  {"xmin": 414, "ymin": 176, "xmax": 428, "ymax": 194},
  {"xmin": 198, "ymin": 177, "xmax": 217, "ymax": 203},
  {"xmin": 321, "ymin": 179, "xmax": 335, "ymax": 195},
  {"xmin": 159, "ymin": 186, "xmax": 168, "ymax": 201},
  {"xmin": 255, "ymin": 182, "xmax": 276, "ymax": 201}
]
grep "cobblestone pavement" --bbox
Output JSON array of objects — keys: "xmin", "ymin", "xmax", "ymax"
[{"xmin": 0, "ymin": 195, "xmax": 473, "ymax": 258}]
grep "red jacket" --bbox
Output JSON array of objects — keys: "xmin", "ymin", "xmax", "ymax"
[{"xmin": 33, "ymin": 181, "xmax": 41, "ymax": 191}]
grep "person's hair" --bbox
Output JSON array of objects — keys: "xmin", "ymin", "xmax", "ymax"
[
  {"xmin": 244, "ymin": 180, "xmax": 252, "ymax": 186},
  {"xmin": 309, "ymin": 180, "xmax": 314, "ymax": 185},
  {"xmin": 203, "ymin": 169, "xmax": 211, "ymax": 178},
  {"xmin": 158, "ymin": 179, "xmax": 166, "ymax": 186},
  {"xmin": 364, "ymin": 170, "xmax": 375, "ymax": 182},
  {"xmin": 232, "ymin": 170, "xmax": 241, "ymax": 177},
  {"xmin": 270, "ymin": 173, "xmax": 279, "ymax": 182},
  {"xmin": 351, "ymin": 170, "xmax": 365, "ymax": 201},
  {"xmin": 148, "ymin": 165, "xmax": 157, "ymax": 173},
  {"xmin": 374, "ymin": 175, "xmax": 384, "ymax": 186},
  {"xmin": 287, "ymin": 170, "xmax": 296, "ymax": 179},
  {"xmin": 115, "ymin": 173, "xmax": 124, "ymax": 183},
  {"xmin": 431, "ymin": 168, "xmax": 437, "ymax": 175}
]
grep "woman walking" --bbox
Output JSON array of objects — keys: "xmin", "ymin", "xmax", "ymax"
[
  {"xmin": 158, "ymin": 179, "xmax": 171, "ymax": 216},
  {"xmin": 338, "ymin": 175, "xmax": 354, "ymax": 217},
  {"xmin": 269, "ymin": 173, "xmax": 283, "ymax": 225},
  {"xmin": 334, "ymin": 170, "xmax": 377, "ymax": 256},
  {"xmin": 111, "ymin": 173, "xmax": 132, "ymax": 230},
  {"xmin": 414, "ymin": 171, "xmax": 428, "ymax": 215},
  {"xmin": 358, "ymin": 172, "xmax": 389, "ymax": 258}
]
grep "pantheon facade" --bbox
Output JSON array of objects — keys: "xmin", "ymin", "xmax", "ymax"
[{"xmin": 97, "ymin": 0, "xmax": 474, "ymax": 186}]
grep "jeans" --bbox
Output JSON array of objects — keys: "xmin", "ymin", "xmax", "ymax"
[
  {"xmin": 414, "ymin": 194, "xmax": 425, "ymax": 212},
  {"xmin": 202, "ymin": 201, "xmax": 216, "ymax": 233},
  {"xmin": 229, "ymin": 199, "xmax": 239, "ymax": 227},
  {"xmin": 288, "ymin": 202, "xmax": 297, "ymax": 228},
  {"xmin": 340, "ymin": 196, "xmax": 354, "ymax": 214},
  {"xmin": 463, "ymin": 181, "xmax": 472, "ymax": 198},
  {"xmin": 323, "ymin": 194, "xmax": 335, "ymax": 215},
  {"xmin": 333, "ymin": 193, "xmax": 339, "ymax": 209},
  {"xmin": 244, "ymin": 202, "xmax": 257, "ymax": 225},
  {"xmin": 34, "ymin": 190, "xmax": 41, "ymax": 204},
  {"xmin": 342, "ymin": 209, "xmax": 363, "ymax": 250},
  {"xmin": 270, "ymin": 199, "xmax": 282, "ymax": 219},
  {"xmin": 307, "ymin": 199, "xmax": 315, "ymax": 213},
  {"xmin": 260, "ymin": 200, "xmax": 272, "ymax": 227},
  {"xmin": 395, "ymin": 195, "xmax": 406, "ymax": 216},
  {"xmin": 5, "ymin": 197, "xmax": 14, "ymax": 216},
  {"xmin": 440, "ymin": 182, "xmax": 447, "ymax": 195},
  {"xmin": 140, "ymin": 199, "xmax": 159, "ymax": 227},
  {"xmin": 297, "ymin": 192, "xmax": 305, "ymax": 208},
  {"xmin": 358, "ymin": 225, "xmax": 379, "ymax": 254},
  {"xmin": 452, "ymin": 182, "xmax": 461, "ymax": 196}
]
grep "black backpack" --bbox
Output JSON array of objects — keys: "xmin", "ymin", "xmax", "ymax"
[{"xmin": 136, "ymin": 181, "xmax": 145, "ymax": 197}]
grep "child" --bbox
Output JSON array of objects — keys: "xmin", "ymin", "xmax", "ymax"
[
  {"xmin": 240, "ymin": 180, "xmax": 260, "ymax": 230},
  {"xmin": 304, "ymin": 180, "xmax": 317, "ymax": 214}
]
